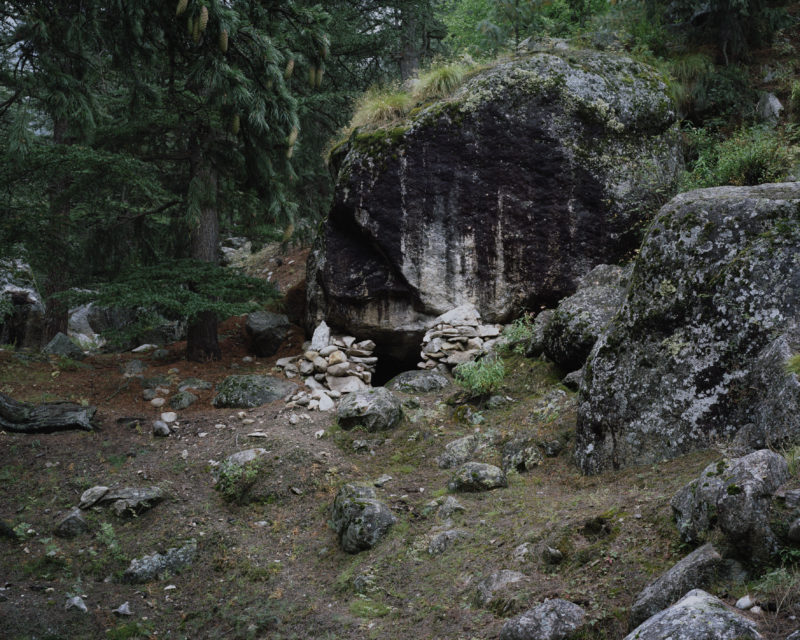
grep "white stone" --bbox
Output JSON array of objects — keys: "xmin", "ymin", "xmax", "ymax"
[
  {"xmin": 342, "ymin": 336, "xmax": 356, "ymax": 348},
  {"xmin": 132, "ymin": 344, "xmax": 157, "ymax": 353},
  {"xmin": 303, "ymin": 350, "xmax": 319, "ymax": 361},
  {"xmin": 150, "ymin": 398, "xmax": 166, "ymax": 408},
  {"xmin": 276, "ymin": 357, "xmax": 298, "ymax": 368},
  {"xmin": 735, "ymin": 595, "xmax": 755, "ymax": 610},
  {"xmin": 436, "ymin": 304, "xmax": 481, "ymax": 327},
  {"xmin": 313, "ymin": 356, "xmax": 328, "ymax": 372},
  {"xmin": 161, "ymin": 412, "xmax": 178, "ymax": 423},
  {"xmin": 478, "ymin": 324, "xmax": 502, "ymax": 338},
  {"xmin": 304, "ymin": 376, "xmax": 326, "ymax": 391},
  {"xmin": 328, "ymin": 350, "xmax": 347, "ymax": 365},
  {"xmin": 299, "ymin": 360, "xmax": 315, "ymax": 375},
  {"xmin": 326, "ymin": 375, "xmax": 368, "ymax": 393},
  {"xmin": 311, "ymin": 321, "xmax": 331, "ymax": 350},
  {"xmin": 317, "ymin": 394, "xmax": 335, "ymax": 412},
  {"xmin": 308, "ymin": 400, "xmax": 319, "ymax": 411},
  {"xmin": 314, "ymin": 429, "xmax": 325, "ymax": 439},
  {"xmin": 355, "ymin": 339, "xmax": 376, "ymax": 351},
  {"xmin": 79, "ymin": 486, "xmax": 109, "ymax": 509},
  {"xmin": 319, "ymin": 345, "xmax": 338, "ymax": 357},
  {"xmin": 327, "ymin": 362, "xmax": 353, "ymax": 377}
]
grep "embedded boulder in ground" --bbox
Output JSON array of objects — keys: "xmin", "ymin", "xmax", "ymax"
[
  {"xmin": 307, "ymin": 47, "xmax": 682, "ymax": 362},
  {"xmin": 245, "ymin": 311, "xmax": 290, "ymax": 357},
  {"xmin": 473, "ymin": 570, "xmax": 529, "ymax": 615},
  {"xmin": 500, "ymin": 598, "xmax": 586, "ymax": 640},
  {"xmin": 331, "ymin": 484, "xmax": 396, "ymax": 554},
  {"xmin": 42, "ymin": 333, "xmax": 85, "ymax": 361},
  {"xmin": 336, "ymin": 387, "xmax": 402, "ymax": 432},
  {"xmin": 122, "ymin": 541, "xmax": 197, "ymax": 583},
  {"xmin": 212, "ymin": 375, "xmax": 297, "ymax": 408},
  {"xmin": 629, "ymin": 543, "xmax": 724, "ymax": 628},
  {"xmin": 448, "ymin": 462, "xmax": 507, "ymax": 492},
  {"xmin": 386, "ymin": 370, "xmax": 450, "ymax": 393},
  {"xmin": 671, "ymin": 450, "xmax": 789, "ymax": 566},
  {"xmin": 541, "ymin": 264, "xmax": 631, "ymax": 371},
  {"xmin": 623, "ymin": 589, "xmax": 762, "ymax": 640},
  {"xmin": 577, "ymin": 183, "xmax": 800, "ymax": 473}
]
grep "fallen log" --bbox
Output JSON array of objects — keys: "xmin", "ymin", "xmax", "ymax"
[{"xmin": 0, "ymin": 392, "xmax": 96, "ymax": 433}]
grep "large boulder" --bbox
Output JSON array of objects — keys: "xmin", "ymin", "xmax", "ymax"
[
  {"xmin": 576, "ymin": 183, "xmax": 800, "ymax": 473},
  {"xmin": 245, "ymin": 311, "xmax": 290, "ymax": 357},
  {"xmin": 0, "ymin": 258, "xmax": 44, "ymax": 349},
  {"xmin": 671, "ymin": 450, "xmax": 789, "ymax": 566},
  {"xmin": 541, "ymin": 264, "xmax": 631, "ymax": 371},
  {"xmin": 336, "ymin": 387, "xmax": 402, "ymax": 432},
  {"xmin": 212, "ymin": 375, "xmax": 297, "ymax": 408},
  {"xmin": 623, "ymin": 589, "xmax": 762, "ymax": 640},
  {"xmin": 307, "ymin": 48, "xmax": 682, "ymax": 361},
  {"xmin": 500, "ymin": 599, "xmax": 586, "ymax": 640}
]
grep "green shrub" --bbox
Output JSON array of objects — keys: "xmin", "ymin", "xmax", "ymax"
[
  {"xmin": 215, "ymin": 459, "xmax": 263, "ymax": 504},
  {"xmin": 453, "ymin": 357, "xmax": 506, "ymax": 397},
  {"xmin": 500, "ymin": 313, "xmax": 535, "ymax": 355},
  {"xmin": 681, "ymin": 125, "xmax": 795, "ymax": 190}
]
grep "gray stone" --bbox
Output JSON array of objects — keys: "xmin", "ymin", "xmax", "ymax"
[
  {"xmin": 438, "ymin": 496, "xmax": 466, "ymax": 520},
  {"xmin": 55, "ymin": 508, "xmax": 88, "ymax": 538},
  {"xmin": 225, "ymin": 449, "xmax": 267, "ymax": 467},
  {"xmin": 245, "ymin": 311, "xmax": 291, "ymax": 357},
  {"xmin": 142, "ymin": 389, "xmax": 157, "ymax": 401},
  {"xmin": 502, "ymin": 437, "xmax": 543, "ymax": 472},
  {"xmin": 387, "ymin": 370, "xmax": 450, "ymax": 393},
  {"xmin": 213, "ymin": 374, "xmax": 297, "ymax": 408},
  {"xmin": 152, "ymin": 420, "xmax": 171, "ymax": 437},
  {"xmin": 474, "ymin": 570, "xmax": 528, "ymax": 615},
  {"xmin": 428, "ymin": 529, "xmax": 470, "ymax": 555},
  {"xmin": 336, "ymin": 387, "xmax": 402, "ymax": 432},
  {"xmin": 561, "ymin": 369, "xmax": 583, "ymax": 391},
  {"xmin": 101, "ymin": 486, "xmax": 166, "ymax": 517},
  {"xmin": 623, "ymin": 589, "xmax": 762, "ymax": 640},
  {"xmin": 113, "ymin": 602, "xmax": 133, "ymax": 616},
  {"xmin": 151, "ymin": 348, "xmax": 169, "ymax": 361},
  {"xmin": 577, "ymin": 183, "xmax": 800, "ymax": 473},
  {"xmin": 449, "ymin": 462, "xmax": 507, "ymax": 492},
  {"xmin": 150, "ymin": 397, "xmax": 165, "ymax": 408},
  {"xmin": 786, "ymin": 631, "xmax": 800, "ymax": 640},
  {"xmin": 122, "ymin": 540, "xmax": 197, "ymax": 583},
  {"xmin": 758, "ymin": 92, "xmax": 783, "ymax": 126},
  {"xmin": 307, "ymin": 49, "xmax": 681, "ymax": 363},
  {"xmin": 525, "ymin": 310, "xmax": 555, "ymax": 358},
  {"xmin": 326, "ymin": 375, "xmax": 367, "ymax": 394},
  {"xmin": 178, "ymin": 378, "xmax": 212, "ymax": 392},
  {"xmin": 42, "ymin": 332, "xmax": 85, "ymax": 360},
  {"xmin": 79, "ymin": 485, "xmax": 109, "ymax": 509},
  {"xmin": 542, "ymin": 264, "xmax": 630, "ymax": 371},
  {"xmin": 169, "ymin": 391, "xmax": 197, "ymax": 411},
  {"xmin": 160, "ymin": 411, "xmax": 177, "ymax": 423},
  {"xmin": 500, "ymin": 598, "xmax": 586, "ymax": 640},
  {"xmin": 437, "ymin": 433, "xmax": 495, "ymax": 469},
  {"xmin": 0, "ymin": 258, "xmax": 44, "ymax": 349},
  {"xmin": 331, "ymin": 484, "xmax": 396, "ymax": 553},
  {"xmin": 121, "ymin": 360, "xmax": 146, "ymax": 376},
  {"xmin": 630, "ymin": 543, "xmax": 725, "ymax": 628},
  {"xmin": 672, "ymin": 450, "xmax": 789, "ymax": 567}
]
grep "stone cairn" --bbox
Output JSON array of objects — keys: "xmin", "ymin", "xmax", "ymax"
[
  {"xmin": 418, "ymin": 304, "xmax": 503, "ymax": 372},
  {"xmin": 276, "ymin": 321, "xmax": 377, "ymax": 412}
]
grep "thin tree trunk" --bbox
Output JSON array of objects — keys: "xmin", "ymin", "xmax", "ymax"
[
  {"xmin": 399, "ymin": 7, "xmax": 420, "ymax": 82},
  {"xmin": 186, "ymin": 143, "xmax": 221, "ymax": 362}
]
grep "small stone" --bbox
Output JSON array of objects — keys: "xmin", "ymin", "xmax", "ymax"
[
  {"xmin": 169, "ymin": 391, "xmax": 198, "ymax": 411},
  {"xmin": 161, "ymin": 412, "xmax": 177, "ymax": 423},
  {"xmin": 373, "ymin": 474, "xmax": 392, "ymax": 487},
  {"xmin": 150, "ymin": 397, "xmax": 166, "ymax": 408},
  {"xmin": 328, "ymin": 350, "xmax": 347, "ymax": 365},
  {"xmin": 242, "ymin": 356, "xmax": 254, "ymax": 363},
  {"xmin": 55, "ymin": 508, "xmax": 88, "ymax": 538},
  {"xmin": 314, "ymin": 430, "xmax": 325, "ymax": 439},
  {"xmin": 79, "ymin": 486, "xmax": 109, "ymax": 509},
  {"xmin": 311, "ymin": 321, "xmax": 331, "ymax": 351},
  {"xmin": 132, "ymin": 343, "xmax": 157, "ymax": 353},
  {"xmin": 113, "ymin": 602, "xmax": 133, "ymax": 616},
  {"xmin": 317, "ymin": 394, "xmax": 335, "ymax": 412},
  {"xmin": 152, "ymin": 421, "xmax": 170, "ymax": 437},
  {"xmin": 142, "ymin": 389, "xmax": 157, "ymax": 401},
  {"xmin": 736, "ymin": 595, "xmax": 755, "ymax": 610},
  {"xmin": 65, "ymin": 596, "xmax": 88, "ymax": 613},
  {"xmin": 448, "ymin": 462, "xmax": 507, "ymax": 493},
  {"xmin": 319, "ymin": 345, "xmax": 338, "ymax": 357}
]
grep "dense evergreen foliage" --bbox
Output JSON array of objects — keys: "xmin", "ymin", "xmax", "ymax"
[{"xmin": 1, "ymin": 0, "xmax": 798, "ymax": 358}]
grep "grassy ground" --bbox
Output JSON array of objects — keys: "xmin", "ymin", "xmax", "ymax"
[{"xmin": 0, "ymin": 343, "xmax": 791, "ymax": 640}]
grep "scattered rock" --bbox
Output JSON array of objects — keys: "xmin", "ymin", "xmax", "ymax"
[
  {"xmin": 169, "ymin": 391, "xmax": 197, "ymax": 411},
  {"xmin": 79, "ymin": 486, "xmax": 109, "ymax": 509},
  {"xmin": 428, "ymin": 529, "xmax": 470, "ymax": 555},
  {"xmin": 142, "ymin": 389, "xmax": 157, "ymax": 401},
  {"xmin": 386, "ymin": 370, "xmax": 450, "ymax": 393},
  {"xmin": 449, "ymin": 462, "xmax": 507, "ymax": 492},
  {"xmin": 438, "ymin": 496, "xmax": 466, "ymax": 520},
  {"xmin": 245, "ymin": 311, "xmax": 290, "ymax": 357},
  {"xmin": 213, "ymin": 374, "xmax": 297, "ymax": 408},
  {"xmin": 736, "ymin": 595, "xmax": 755, "ymax": 610},
  {"xmin": 474, "ymin": 570, "xmax": 528, "ymax": 615},
  {"xmin": 331, "ymin": 484, "xmax": 396, "ymax": 554},
  {"xmin": 311, "ymin": 321, "xmax": 331, "ymax": 351},
  {"xmin": 623, "ymin": 589, "xmax": 762, "ymax": 640},
  {"xmin": 54, "ymin": 508, "xmax": 88, "ymax": 538},
  {"xmin": 757, "ymin": 92, "xmax": 783, "ymax": 126},
  {"xmin": 42, "ymin": 332, "xmax": 85, "ymax": 361},
  {"xmin": 525, "ymin": 310, "xmax": 554, "ymax": 358},
  {"xmin": 152, "ymin": 420, "xmax": 171, "ymax": 437},
  {"xmin": 672, "ymin": 450, "xmax": 789, "ymax": 566},
  {"xmin": 102, "ymin": 486, "xmax": 165, "ymax": 517},
  {"xmin": 65, "ymin": 595, "xmax": 88, "ymax": 613},
  {"xmin": 630, "ymin": 543, "xmax": 725, "ymax": 628},
  {"xmin": 501, "ymin": 436, "xmax": 543, "ymax": 472},
  {"xmin": 178, "ymin": 378, "xmax": 212, "ymax": 392},
  {"xmin": 160, "ymin": 412, "xmax": 177, "ymax": 423},
  {"xmin": 121, "ymin": 360, "xmax": 145, "ymax": 376},
  {"xmin": 336, "ymin": 387, "xmax": 402, "ymax": 432},
  {"xmin": 113, "ymin": 602, "xmax": 133, "ymax": 616},
  {"xmin": 150, "ymin": 397, "xmax": 166, "ymax": 408},
  {"xmin": 500, "ymin": 598, "xmax": 586, "ymax": 640},
  {"xmin": 437, "ymin": 434, "xmax": 493, "ymax": 469},
  {"xmin": 122, "ymin": 540, "xmax": 197, "ymax": 583}
]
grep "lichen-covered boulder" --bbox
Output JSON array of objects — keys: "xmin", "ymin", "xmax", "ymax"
[
  {"xmin": 448, "ymin": 462, "xmax": 507, "ymax": 492},
  {"xmin": 474, "ymin": 570, "xmax": 529, "ymax": 615},
  {"xmin": 541, "ymin": 264, "xmax": 631, "ymax": 371},
  {"xmin": 500, "ymin": 598, "xmax": 586, "ymax": 640},
  {"xmin": 331, "ymin": 484, "xmax": 396, "ymax": 553},
  {"xmin": 42, "ymin": 332, "xmax": 85, "ymax": 361},
  {"xmin": 122, "ymin": 540, "xmax": 197, "ymax": 583},
  {"xmin": 576, "ymin": 183, "xmax": 800, "ymax": 473},
  {"xmin": 671, "ymin": 450, "xmax": 789, "ymax": 566},
  {"xmin": 623, "ymin": 589, "xmax": 762, "ymax": 640},
  {"xmin": 386, "ymin": 370, "xmax": 450, "ymax": 393},
  {"xmin": 629, "ymin": 543, "xmax": 724, "ymax": 628},
  {"xmin": 0, "ymin": 258, "xmax": 44, "ymax": 349},
  {"xmin": 336, "ymin": 387, "xmax": 402, "ymax": 432},
  {"xmin": 307, "ymin": 48, "xmax": 682, "ymax": 362},
  {"xmin": 212, "ymin": 374, "xmax": 297, "ymax": 408}
]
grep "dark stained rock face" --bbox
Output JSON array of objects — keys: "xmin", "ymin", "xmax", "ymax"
[
  {"xmin": 307, "ymin": 48, "xmax": 682, "ymax": 360},
  {"xmin": 576, "ymin": 183, "xmax": 800, "ymax": 474}
]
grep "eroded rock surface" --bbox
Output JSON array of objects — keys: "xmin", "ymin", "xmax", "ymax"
[{"xmin": 331, "ymin": 484, "xmax": 396, "ymax": 554}]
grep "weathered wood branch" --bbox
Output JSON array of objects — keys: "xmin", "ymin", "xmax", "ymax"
[{"xmin": 0, "ymin": 392, "xmax": 96, "ymax": 433}]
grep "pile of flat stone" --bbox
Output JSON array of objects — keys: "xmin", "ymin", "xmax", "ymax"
[
  {"xmin": 276, "ymin": 321, "xmax": 378, "ymax": 411},
  {"xmin": 418, "ymin": 305, "xmax": 503, "ymax": 371}
]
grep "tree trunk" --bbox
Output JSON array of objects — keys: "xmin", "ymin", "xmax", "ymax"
[
  {"xmin": 399, "ymin": 7, "xmax": 420, "ymax": 82},
  {"xmin": 42, "ymin": 117, "xmax": 71, "ymax": 343},
  {"xmin": 0, "ymin": 392, "xmax": 96, "ymax": 433},
  {"xmin": 186, "ymin": 142, "xmax": 221, "ymax": 362}
]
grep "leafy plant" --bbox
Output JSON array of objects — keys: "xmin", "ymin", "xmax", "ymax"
[
  {"xmin": 98, "ymin": 522, "xmax": 125, "ymax": 563},
  {"xmin": 500, "ymin": 312, "xmax": 535, "ymax": 355},
  {"xmin": 215, "ymin": 459, "xmax": 263, "ymax": 504},
  {"xmin": 453, "ymin": 357, "xmax": 506, "ymax": 396}
]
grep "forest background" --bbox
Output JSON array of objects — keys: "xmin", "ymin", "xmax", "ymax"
[{"xmin": 1, "ymin": 0, "xmax": 798, "ymax": 360}]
